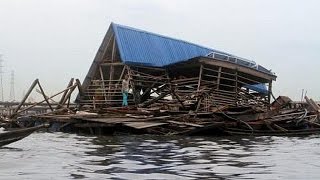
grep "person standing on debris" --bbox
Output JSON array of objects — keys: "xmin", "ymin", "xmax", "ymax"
[{"xmin": 122, "ymin": 74, "xmax": 130, "ymax": 106}]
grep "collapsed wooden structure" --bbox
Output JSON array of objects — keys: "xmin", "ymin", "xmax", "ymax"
[
  {"xmin": 3, "ymin": 23, "xmax": 320, "ymax": 136},
  {"xmin": 76, "ymin": 23, "xmax": 276, "ymax": 112},
  {"xmin": 9, "ymin": 95, "xmax": 320, "ymax": 136}
]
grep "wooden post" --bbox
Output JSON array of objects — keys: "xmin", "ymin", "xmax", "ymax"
[
  {"xmin": 14, "ymin": 84, "xmax": 78, "ymax": 117},
  {"xmin": 127, "ymin": 67, "xmax": 136, "ymax": 104},
  {"xmin": 37, "ymin": 81, "xmax": 54, "ymax": 111},
  {"xmin": 235, "ymin": 69, "xmax": 238, "ymax": 106},
  {"xmin": 99, "ymin": 66, "xmax": 107, "ymax": 103},
  {"xmin": 76, "ymin": 79, "xmax": 84, "ymax": 98},
  {"xmin": 216, "ymin": 67, "xmax": 222, "ymax": 90},
  {"xmin": 57, "ymin": 78, "xmax": 74, "ymax": 109},
  {"xmin": 195, "ymin": 65, "xmax": 204, "ymax": 112},
  {"xmin": 60, "ymin": 83, "xmax": 77, "ymax": 106},
  {"xmin": 107, "ymin": 37, "xmax": 116, "ymax": 100},
  {"xmin": 197, "ymin": 65, "xmax": 203, "ymax": 92},
  {"xmin": 268, "ymin": 80, "xmax": 272, "ymax": 104},
  {"xmin": 118, "ymin": 65, "xmax": 126, "ymax": 82},
  {"xmin": 13, "ymin": 79, "xmax": 38, "ymax": 115}
]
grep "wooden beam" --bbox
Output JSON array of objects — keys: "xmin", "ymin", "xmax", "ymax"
[
  {"xmin": 200, "ymin": 58, "xmax": 276, "ymax": 81},
  {"xmin": 37, "ymin": 81, "xmax": 53, "ymax": 111},
  {"xmin": 99, "ymin": 66, "xmax": 107, "ymax": 102},
  {"xmin": 14, "ymin": 84, "xmax": 78, "ymax": 117},
  {"xmin": 216, "ymin": 67, "xmax": 222, "ymax": 90},
  {"xmin": 235, "ymin": 70, "xmax": 238, "ymax": 104},
  {"xmin": 108, "ymin": 36, "xmax": 116, "ymax": 100},
  {"xmin": 60, "ymin": 82, "xmax": 78, "ymax": 107},
  {"xmin": 101, "ymin": 34, "xmax": 114, "ymax": 63},
  {"xmin": 268, "ymin": 80, "xmax": 272, "ymax": 104},
  {"xmin": 57, "ymin": 78, "xmax": 74, "ymax": 109},
  {"xmin": 12, "ymin": 79, "xmax": 38, "ymax": 116},
  {"xmin": 139, "ymin": 90, "xmax": 170, "ymax": 108},
  {"xmin": 101, "ymin": 62, "xmax": 124, "ymax": 66},
  {"xmin": 197, "ymin": 65, "xmax": 203, "ymax": 91}
]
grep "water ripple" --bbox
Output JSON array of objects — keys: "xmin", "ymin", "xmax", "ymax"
[{"xmin": 1, "ymin": 133, "xmax": 320, "ymax": 179}]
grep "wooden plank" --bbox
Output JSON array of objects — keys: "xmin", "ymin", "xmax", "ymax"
[
  {"xmin": 123, "ymin": 122, "xmax": 167, "ymax": 129},
  {"xmin": 167, "ymin": 120, "xmax": 203, "ymax": 127},
  {"xmin": 305, "ymin": 96, "xmax": 320, "ymax": 112},
  {"xmin": 310, "ymin": 98, "xmax": 320, "ymax": 111},
  {"xmin": 203, "ymin": 67, "xmax": 236, "ymax": 76},
  {"xmin": 74, "ymin": 123, "xmax": 115, "ymax": 128},
  {"xmin": 101, "ymin": 62, "xmax": 124, "ymax": 66},
  {"xmin": 83, "ymin": 117, "xmax": 138, "ymax": 123}
]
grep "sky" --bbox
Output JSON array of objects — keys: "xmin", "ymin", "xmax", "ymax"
[{"xmin": 0, "ymin": 0, "xmax": 319, "ymax": 101}]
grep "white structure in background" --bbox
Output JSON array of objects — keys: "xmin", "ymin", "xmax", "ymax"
[{"xmin": 9, "ymin": 70, "xmax": 15, "ymax": 102}]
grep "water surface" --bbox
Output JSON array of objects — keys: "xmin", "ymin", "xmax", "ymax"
[{"xmin": 1, "ymin": 132, "xmax": 319, "ymax": 179}]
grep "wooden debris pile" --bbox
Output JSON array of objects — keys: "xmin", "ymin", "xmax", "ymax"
[
  {"xmin": 8, "ymin": 92, "xmax": 320, "ymax": 136},
  {"xmin": 3, "ymin": 77, "xmax": 320, "ymax": 136}
]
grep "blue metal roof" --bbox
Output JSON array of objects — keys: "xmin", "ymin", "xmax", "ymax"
[
  {"xmin": 112, "ymin": 23, "xmax": 274, "ymax": 76},
  {"xmin": 112, "ymin": 23, "xmax": 226, "ymax": 67},
  {"xmin": 244, "ymin": 83, "xmax": 269, "ymax": 94}
]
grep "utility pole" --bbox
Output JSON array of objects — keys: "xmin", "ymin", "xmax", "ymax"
[
  {"xmin": 9, "ymin": 70, "xmax": 15, "ymax": 101},
  {"xmin": 0, "ymin": 55, "xmax": 4, "ymax": 102}
]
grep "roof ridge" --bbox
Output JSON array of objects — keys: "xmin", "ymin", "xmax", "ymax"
[{"xmin": 112, "ymin": 22, "xmax": 218, "ymax": 53}]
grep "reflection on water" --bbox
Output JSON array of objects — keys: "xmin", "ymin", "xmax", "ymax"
[{"xmin": 1, "ymin": 132, "xmax": 320, "ymax": 180}]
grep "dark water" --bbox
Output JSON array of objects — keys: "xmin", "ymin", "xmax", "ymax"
[{"xmin": 1, "ymin": 132, "xmax": 320, "ymax": 180}]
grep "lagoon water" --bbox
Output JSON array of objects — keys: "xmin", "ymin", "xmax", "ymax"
[{"xmin": 1, "ymin": 132, "xmax": 320, "ymax": 180}]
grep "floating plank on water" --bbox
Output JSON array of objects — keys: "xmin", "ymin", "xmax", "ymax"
[{"xmin": 123, "ymin": 122, "xmax": 167, "ymax": 129}]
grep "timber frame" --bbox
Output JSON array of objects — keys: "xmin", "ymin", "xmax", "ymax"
[
  {"xmin": 76, "ymin": 24, "xmax": 277, "ymax": 111},
  {"xmin": 77, "ymin": 54, "xmax": 276, "ymax": 112}
]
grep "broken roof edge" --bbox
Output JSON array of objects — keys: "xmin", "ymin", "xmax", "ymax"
[
  {"xmin": 123, "ymin": 56, "xmax": 276, "ymax": 79},
  {"xmin": 198, "ymin": 56, "xmax": 276, "ymax": 77}
]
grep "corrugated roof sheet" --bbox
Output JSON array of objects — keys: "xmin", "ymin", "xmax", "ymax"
[
  {"xmin": 112, "ymin": 23, "xmax": 273, "ymax": 75},
  {"xmin": 244, "ymin": 83, "xmax": 269, "ymax": 94},
  {"xmin": 112, "ymin": 23, "xmax": 225, "ymax": 67}
]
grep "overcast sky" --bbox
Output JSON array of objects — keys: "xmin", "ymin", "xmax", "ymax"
[{"xmin": 0, "ymin": 0, "xmax": 319, "ymax": 101}]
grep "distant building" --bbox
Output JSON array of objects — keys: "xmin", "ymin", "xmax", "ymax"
[{"xmin": 76, "ymin": 23, "xmax": 276, "ymax": 111}]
